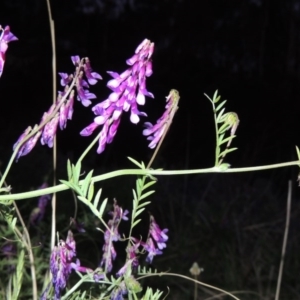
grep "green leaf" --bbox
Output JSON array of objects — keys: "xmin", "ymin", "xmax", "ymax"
[
  {"xmin": 136, "ymin": 178, "xmax": 143, "ymax": 195},
  {"xmin": 141, "ymin": 180, "xmax": 156, "ymax": 191},
  {"xmin": 67, "ymin": 159, "xmax": 72, "ymax": 180},
  {"xmin": 87, "ymin": 181, "xmax": 94, "ymax": 202},
  {"xmin": 218, "ymin": 122, "xmax": 230, "ymax": 134},
  {"xmin": 12, "ymin": 247, "xmax": 24, "ymax": 300},
  {"xmin": 136, "ymin": 201, "xmax": 151, "ymax": 208},
  {"xmin": 98, "ymin": 198, "xmax": 108, "ymax": 218},
  {"xmin": 216, "ymin": 108, "xmax": 226, "ymax": 123},
  {"xmin": 59, "ymin": 180, "xmax": 82, "ymax": 195},
  {"xmin": 212, "ymin": 90, "xmax": 219, "ymax": 103},
  {"xmin": 132, "ymin": 219, "xmax": 141, "ymax": 228},
  {"xmin": 203, "ymin": 93, "xmax": 212, "ymax": 102},
  {"xmin": 81, "ymin": 170, "xmax": 94, "ymax": 197},
  {"xmin": 10, "ymin": 217, "xmax": 17, "ymax": 231},
  {"xmin": 127, "ymin": 157, "xmax": 143, "ymax": 169},
  {"xmin": 93, "ymin": 189, "xmax": 102, "ymax": 208},
  {"xmin": 132, "ymin": 189, "xmax": 138, "ymax": 201},
  {"xmin": 296, "ymin": 146, "xmax": 300, "ymax": 160},
  {"xmin": 219, "ymin": 135, "xmax": 236, "ymax": 146},
  {"xmin": 217, "ymin": 133, "xmax": 225, "ymax": 143},
  {"xmin": 215, "ymin": 100, "xmax": 227, "ymax": 111},
  {"xmin": 218, "ymin": 147, "xmax": 238, "ymax": 158},
  {"xmin": 134, "ymin": 208, "xmax": 145, "ymax": 218},
  {"xmin": 139, "ymin": 190, "xmax": 155, "ymax": 201},
  {"xmin": 132, "ymin": 199, "xmax": 137, "ymax": 210},
  {"xmin": 73, "ymin": 161, "xmax": 82, "ymax": 183}
]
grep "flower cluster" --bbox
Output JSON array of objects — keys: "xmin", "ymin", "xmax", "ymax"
[
  {"xmin": 100, "ymin": 199, "xmax": 129, "ymax": 272},
  {"xmin": 48, "ymin": 231, "xmax": 91, "ymax": 300},
  {"xmin": 13, "ymin": 56, "xmax": 101, "ymax": 160},
  {"xmin": 114, "ymin": 215, "xmax": 168, "ymax": 279},
  {"xmin": 141, "ymin": 215, "xmax": 168, "ymax": 263},
  {"xmin": 80, "ymin": 38, "xmax": 154, "ymax": 154},
  {"xmin": 0, "ymin": 25, "xmax": 18, "ymax": 77},
  {"xmin": 143, "ymin": 89, "xmax": 180, "ymax": 149},
  {"xmin": 29, "ymin": 183, "xmax": 51, "ymax": 225}
]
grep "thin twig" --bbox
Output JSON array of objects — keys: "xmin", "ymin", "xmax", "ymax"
[
  {"xmin": 45, "ymin": 0, "xmax": 57, "ymax": 252},
  {"xmin": 275, "ymin": 180, "xmax": 292, "ymax": 300},
  {"xmin": 146, "ymin": 90, "xmax": 180, "ymax": 169}
]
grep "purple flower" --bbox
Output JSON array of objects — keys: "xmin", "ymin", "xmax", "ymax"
[
  {"xmin": 58, "ymin": 72, "xmax": 73, "ymax": 86},
  {"xmin": 141, "ymin": 215, "xmax": 168, "ymax": 263},
  {"xmin": 116, "ymin": 260, "xmax": 133, "ymax": 277},
  {"xmin": 84, "ymin": 57, "xmax": 102, "ymax": 85},
  {"xmin": 40, "ymin": 114, "xmax": 59, "ymax": 147},
  {"xmin": 142, "ymin": 238, "xmax": 162, "ymax": 263},
  {"xmin": 127, "ymin": 239, "xmax": 141, "ymax": 268},
  {"xmin": 14, "ymin": 129, "xmax": 42, "ymax": 161},
  {"xmin": 50, "ymin": 231, "xmax": 76, "ymax": 299},
  {"xmin": 76, "ymin": 73, "xmax": 97, "ymax": 107},
  {"xmin": 0, "ymin": 25, "xmax": 18, "ymax": 77},
  {"xmin": 93, "ymin": 268, "xmax": 105, "ymax": 282},
  {"xmin": 81, "ymin": 38, "xmax": 154, "ymax": 154},
  {"xmin": 13, "ymin": 57, "xmax": 100, "ymax": 160},
  {"xmin": 149, "ymin": 215, "xmax": 168, "ymax": 249},
  {"xmin": 49, "ymin": 231, "xmax": 91, "ymax": 300},
  {"xmin": 111, "ymin": 282, "xmax": 127, "ymax": 300},
  {"xmin": 71, "ymin": 55, "xmax": 80, "ymax": 65},
  {"xmin": 100, "ymin": 200, "xmax": 128, "ymax": 272},
  {"xmin": 143, "ymin": 89, "xmax": 180, "ymax": 149}
]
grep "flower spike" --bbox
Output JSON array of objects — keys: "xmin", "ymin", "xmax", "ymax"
[
  {"xmin": 13, "ymin": 57, "xmax": 101, "ymax": 160},
  {"xmin": 143, "ymin": 89, "xmax": 180, "ymax": 149},
  {"xmin": 81, "ymin": 38, "xmax": 154, "ymax": 154}
]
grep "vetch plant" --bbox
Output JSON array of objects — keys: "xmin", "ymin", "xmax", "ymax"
[{"xmin": 1, "ymin": 4, "xmax": 300, "ymax": 300}]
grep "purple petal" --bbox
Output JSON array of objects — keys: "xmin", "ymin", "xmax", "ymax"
[
  {"xmin": 71, "ymin": 55, "xmax": 80, "ymax": 65},
  {"xmin": 80, "ymin": 122, "xmax": 99, "ymax": 136}
]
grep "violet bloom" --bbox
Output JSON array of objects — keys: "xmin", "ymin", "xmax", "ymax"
[
  {"xmin": 13, "ymin": 57, "xmax": 100, "ymax": 160},
  {"xmin": 143, "ymin": 89, "xmax": 180, "ymax": 149},
  {"xmin": 100, "ymin": 200, "xmax": 128, "ymax": 273},
  {"xmin": 142, "ymin": 237, "xmax": 163, "ymax": 264},
  {"xmin": 0, "ymin": 25, "xmax": 18, "ymax": 77},
  {"xmin": 48, "ymin": 231, "xmax": 91, "ymax": 300},
  {"xmin": 80, "ymin": 38, "xmax": 154, "ymax": 154},
  {"xmin": 141, "ymin": 215, "xmax": 168, "ymax": 263},
  {"xmin": 71, "ymin": 55, "xmax": 102, "ymax": 106},
  {"xmin": 127, "ymin": 239, "xmax": 141, "ymax": 268},
  {"xmin": 111, "ymin": 281, "xmax": 127, "ymax": 300},
  {"xmin": 116, "ymin": 239, "xmax": 141, "ymax": 277},
  {"xmin": 13, "ymin": 127, "xmax": 41, "ymax": 161},
  {"xmin": 149, "ymin": 215, "xmax": 168, "ymax": 250}
]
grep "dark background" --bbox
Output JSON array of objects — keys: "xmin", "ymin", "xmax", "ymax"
[
  {"xmin": 1, "ymin": 0, "xmax": 300, "ymax": 299},
  {"xmin": 1, "ymin": 0, "xmax": 300, "ymax": 169}
]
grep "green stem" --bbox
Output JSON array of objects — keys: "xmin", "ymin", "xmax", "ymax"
[
  {"xmin": 207, "ymin": 96, "xmax": 219, "ymax": 166},
  {"xmin": 77, "ymin": 131, "xmax": 102, "ymax": 165},
  {"xmin": 1, "ymin": 159, "xmax": 300, "ymax": 201}
]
